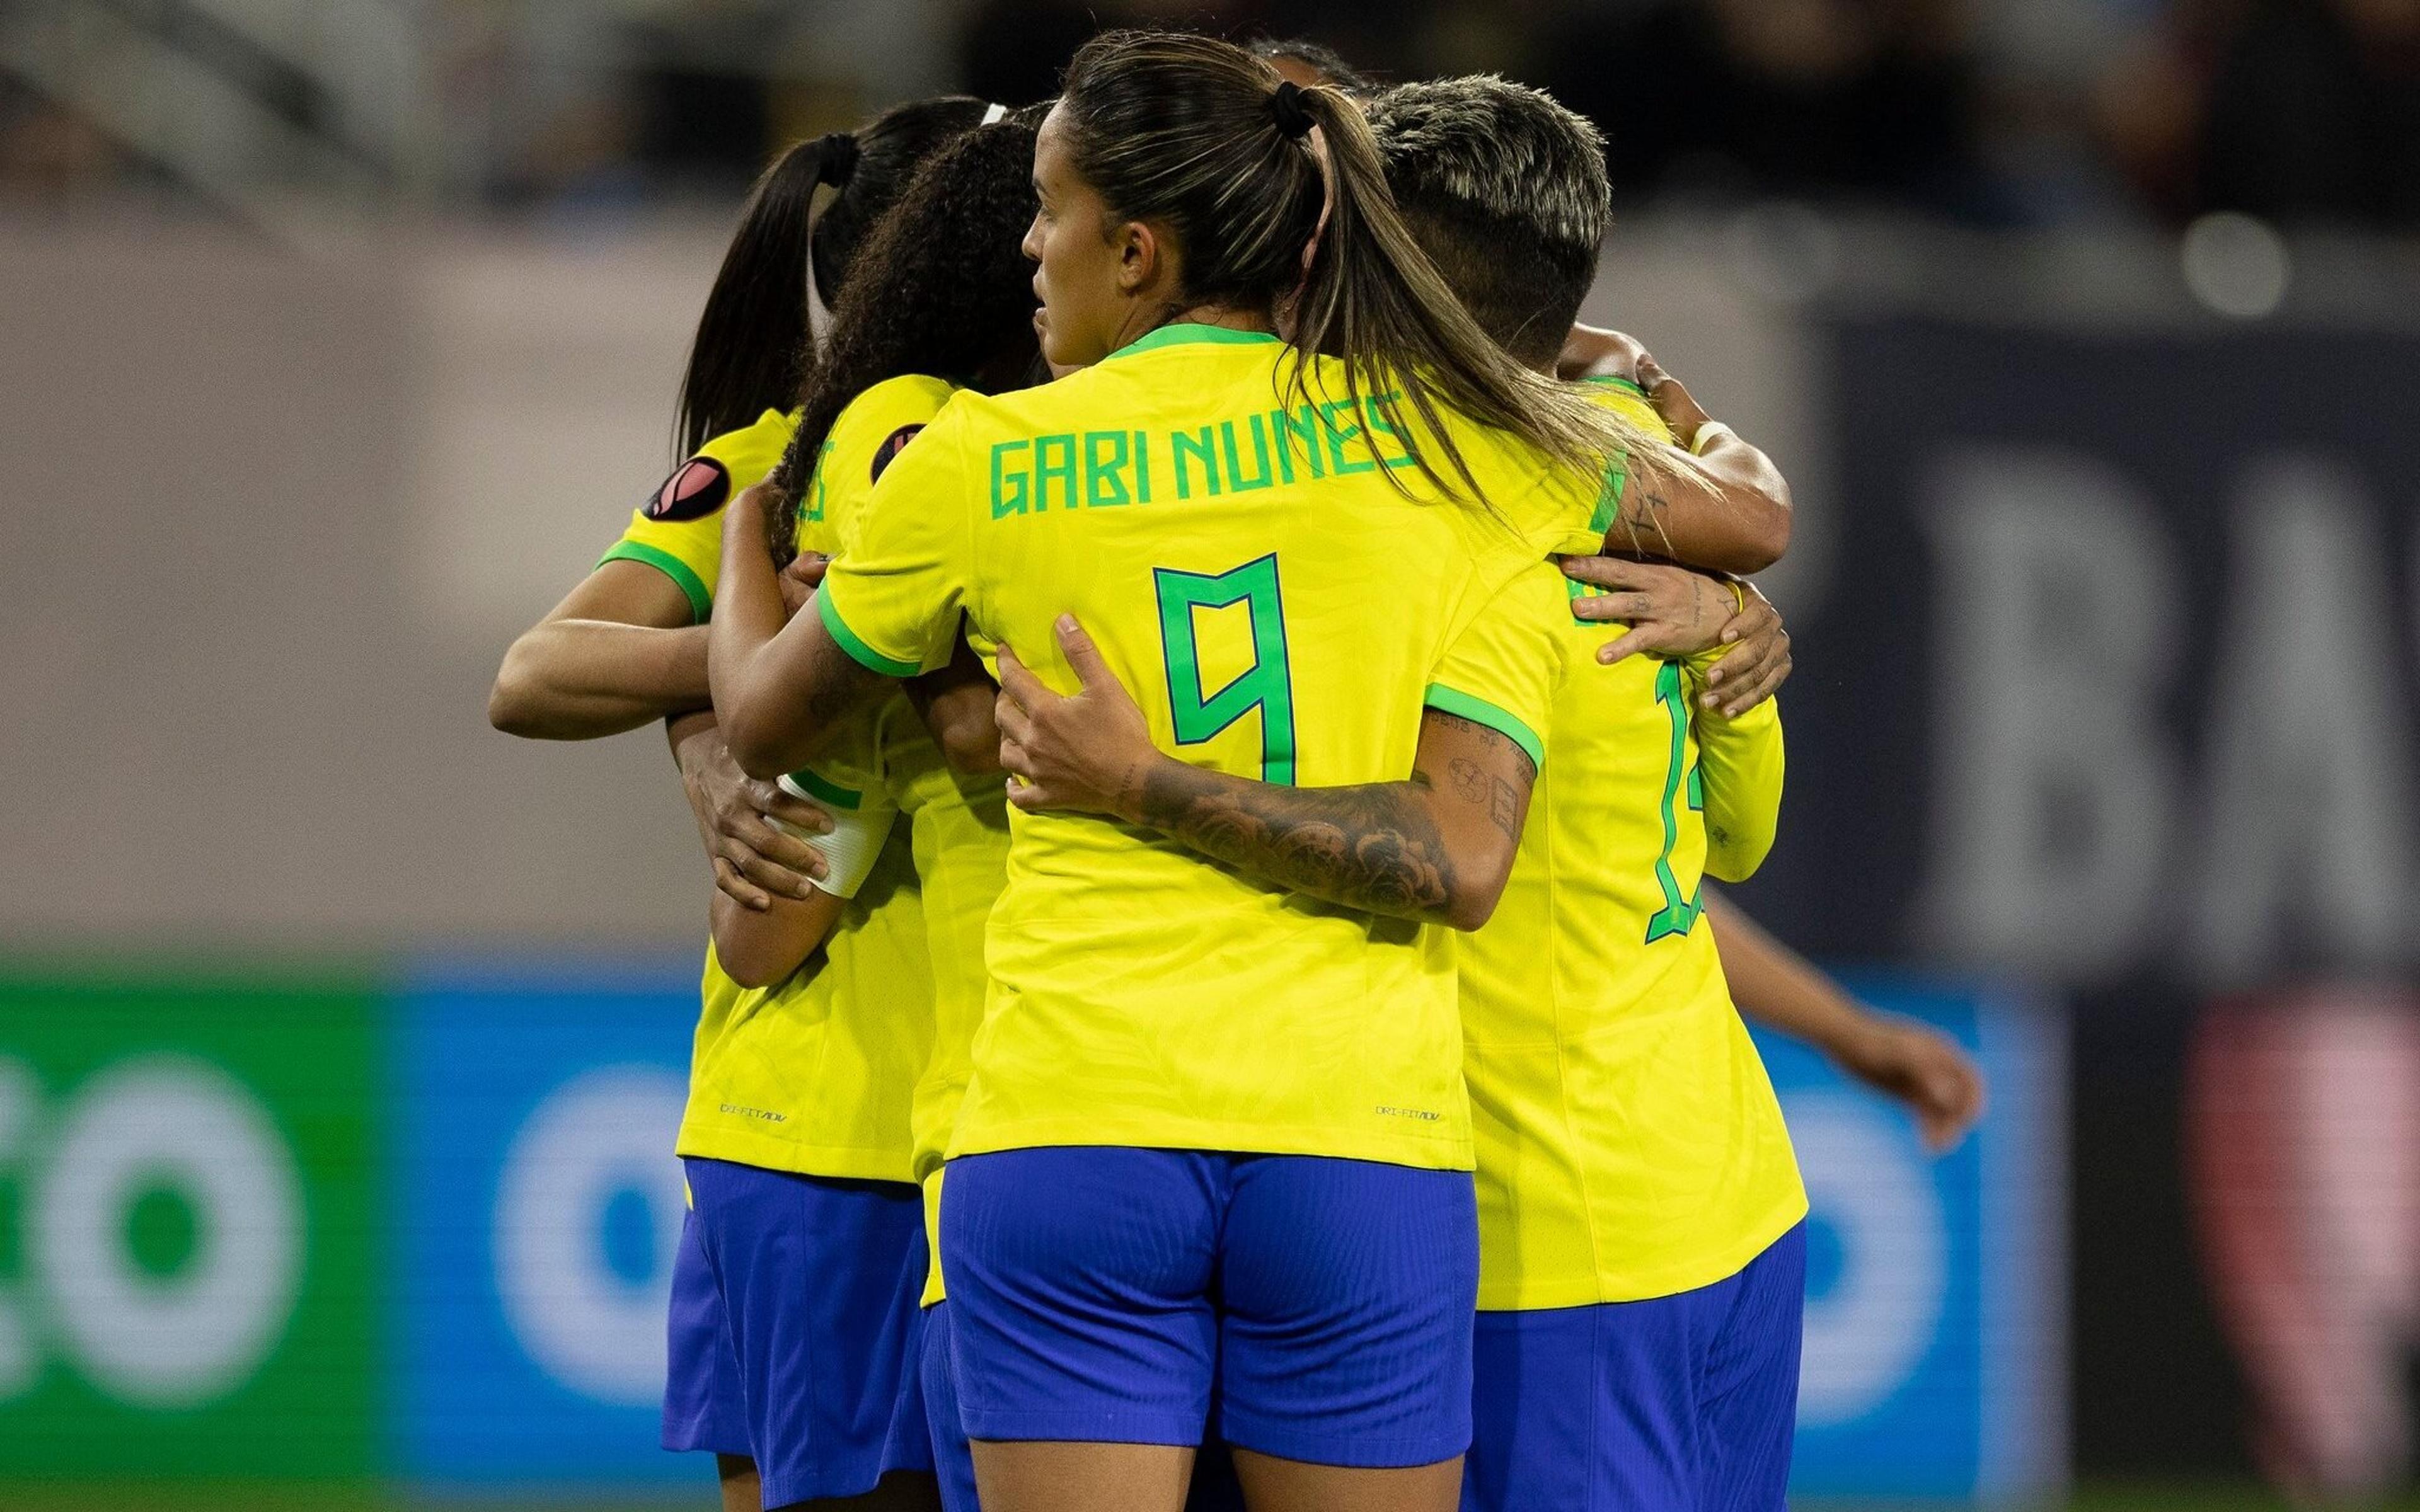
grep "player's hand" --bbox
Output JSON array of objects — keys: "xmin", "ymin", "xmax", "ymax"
[
  {"xmin": 1560, "ymin": 557, "xmax": 1739, "ymax": 662},
  {"xmin": 996, "ymin": 615, "xmax": 1158, "ymax": 823},
  {"xmin": 1835, "ymin": 1017, "xmax": 1988, "ymax": 1154},
  {"xmin": 672, "ymin": 723, "xmax": 831, "ymax": 910},
  {"xmin": 1637, "ymin": 354, "xmax": 1714, "ymax": 444},
  {"xmin": 1557, "ymin": 324, "xmax": 1651, "ymax": 384},
  {"xmin": 778, "ymin": 551, "xmax": 828, "ymax": 619},
  {"xmin": 1698, "ymin": 580, "xmax": 1790, "ymax": 716}
]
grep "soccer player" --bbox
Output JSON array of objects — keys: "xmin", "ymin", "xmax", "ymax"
[
  {"xmin": 1365, "ymin": 77, "xmax": 1802, "ymax": 1512},
  {"xmin": 996, "ymin": 73, "xmax": 1821, "ymax": 1512},
  {"xmin": 705, "ymin": 33, "xmax": 1661, "ymax": 1512},
  {"xmin": 487, "ymin": 97, "xmax": 1010, "ymax": 1512},
  {"xmin": 750, "ymin": 118, "xmax": 1043, "ymax": 1512},
  {"xmin": 1270, "ymin": 37, "xmax": 1987, "ymax": 1147}
]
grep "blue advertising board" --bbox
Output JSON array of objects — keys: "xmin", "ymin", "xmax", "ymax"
[
  {"xmin": 378, "ymin": 956, "xmax": 2063, "ymax": 1499},
  {"xmin": 391, "ymin": 954, "xmax": 703, "ymax": 1486},
  {"xmin": 1758, "ymin": 975, "xmax": 2066, "ymax": 1504}
]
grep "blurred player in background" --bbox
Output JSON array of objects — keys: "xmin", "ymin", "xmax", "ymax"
[{"xmin": 487, "ymin": 96, "xmax": 1010, "ymax": 1512}]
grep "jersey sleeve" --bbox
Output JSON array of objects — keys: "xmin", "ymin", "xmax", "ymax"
[
  {"xmin": 1683, "ymin": 649, "xmax": 1783, "ymax": 883},
  {"xmin": 595, "ymin": 409, "xmax": 800, "ymax": 624},
  {"xmin": 815, "ymin": 403, "xmax": 974, "ymax": 679},
  {"xmin": 1581, "ymin": 379, "xmax": 1674, "ymax": 544},
  {"xmin": 1422, "ymin": 559, "xmax": 1566, "ymax": 774}
]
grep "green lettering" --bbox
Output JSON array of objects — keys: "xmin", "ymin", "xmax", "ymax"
[
  {"xmin": 1034, "ymin": 433, "xmax": 1078, "ymax": 512},
  {"xmin": 1085, "ymin": 430, "xmax": 1131, "ymax": 507},
  {"xmin": 1365, "ymin": 394, "xmax": 1416, "ymax": 469},
  {"xmin": 989, "ymin": 438, "xmax": 1031, "ymax": 518},
  {"xmin": 1272, "ymin": 405, "xmax": 1325, "ymax": 483},
  {"xmin": 1219, "ymin": 415, "xmax": 1274, "ymax": 493},
  {"xmin": 1320, "ymin": 399, "xmax": 1374, "ymax": 476},
  {"xmin": 1133, "ymin": 431, "xmax": 1152, "ymax": 503},
  {"xmin": 1153, "ymin": 554, "xmax": 1296, "ymax": 784},
  {"xmin": 1644, "ymin": 661, "xmax": 1704, "ymax": 942},
  {"xmin": 1173, "ymin": 427, "xmax": 1221, "ymax": 500}
]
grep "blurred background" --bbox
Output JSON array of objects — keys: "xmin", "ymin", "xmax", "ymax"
[{"xmin": 4, "ymin": 0, "xmax": 2419, "ymax": 1506}]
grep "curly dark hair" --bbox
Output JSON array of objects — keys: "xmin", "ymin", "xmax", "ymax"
[{"xmin": 769, "ymin": 119, "xmax": 1041, "ymax": 560}]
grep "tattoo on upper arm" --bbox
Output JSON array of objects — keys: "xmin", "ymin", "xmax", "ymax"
[{"xmin": 1427, "ymin": 712, "xmax": 1535, "ymax": 844}]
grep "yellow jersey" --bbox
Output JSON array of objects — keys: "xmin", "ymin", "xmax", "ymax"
[
  {"xmin": 599, "ymin": 407, "xmax": 798, "ymax": 623},
  {"xmin": 595, "ymin": 395, "xmax": 945, "ymax": 1181},
  {"xmin": 818, "ymin": 323, "xmax": 1602, "ymax": 1172},
  {"xmin": 1458, "ymin": 384, "xmax": 1802, "ymax": 1309}
]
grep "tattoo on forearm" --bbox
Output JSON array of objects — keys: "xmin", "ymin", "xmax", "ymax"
[
  {"xmin": 1134, "ymin": 765, "xmax": 1455, "ymax": 922},
  {"xmin": 1613, "ymin": 479, "xmax": 1676, "ymax": 557}
]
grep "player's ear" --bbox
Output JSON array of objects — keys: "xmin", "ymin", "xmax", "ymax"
[{"xmin": 1115, "ymin": 219, "xmax": 1163, "ymax": 295}]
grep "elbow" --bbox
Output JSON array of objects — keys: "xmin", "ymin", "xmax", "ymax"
[
  {"xmin": 718, "ymin": 709, "xmax": 794, "ymax": 782},
  {"xmin": 1719, "ymin": 500, "xmax": 1792, "ymax": 577},
  {"xmin": 714, "ymin": 938, "xmax": 797, "ymax": 990},
  {"xmin": 487, "ymin": 644, "xmax": 550, "ymax": 738},
  {"xmin": 931, "ymin": 708, "xmax": 1005, "ymax": 777},
  {"xmin": 1440, "ymin": 857, "xmax": 1516, "ymax": 932},
  {"xmin": 1703, "ymin": 832, "xmax": 1775, "ymax": 885}
]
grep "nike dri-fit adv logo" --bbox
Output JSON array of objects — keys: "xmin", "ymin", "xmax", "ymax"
[{"xmin": 647, "ymin": 455, "xmax": 731, "ymax": 521}]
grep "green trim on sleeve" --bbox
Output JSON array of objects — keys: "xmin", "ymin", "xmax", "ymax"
[
  {"xmin": 783, "ymin": 768, "xmax": 862, "ymax": 811},
  {"xmin": 597, "ymin": 541, "xmax": 712, "ymax": 625},
  {"xmin": 815, "ymin": 589, "xmax": 921, "ymax": 678},
  {"xmin": 1423, "ymin": 684, "xmax": 1547, "ymax": 772},
  {"xmin": 1583, "ymin": 374, "xmax": 1649, "ymax": 398}
]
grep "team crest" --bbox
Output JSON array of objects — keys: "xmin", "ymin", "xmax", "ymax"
[
  {"xmin": 869, "ymin": 424, "xmax": 925, "ymax": 484},
  {"xmin": 646, "ymin": 455, "xmax": 730, "ymax": 521}
]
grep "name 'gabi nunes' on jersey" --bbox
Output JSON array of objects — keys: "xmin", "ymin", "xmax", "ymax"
[{"xmin": 986, "ymin": 392, "xmax": 1419, "ymax": 517}]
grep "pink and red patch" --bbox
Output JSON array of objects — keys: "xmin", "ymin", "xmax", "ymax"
[
  {"xmin": 870, "ymin": 424, "xmax": 925, "ymax": 485},
  {"xmin": 646, "ymin": 456, "xmax": 730, "ymax": 521}
]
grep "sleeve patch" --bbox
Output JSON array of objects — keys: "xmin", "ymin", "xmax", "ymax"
[
  {"xmin": 647, "ymin": 455, "xmax": 730, "ymax": 521},
  {"xmin": 869, "ymin": 424, "xmax": 926, "ymax": 486}
]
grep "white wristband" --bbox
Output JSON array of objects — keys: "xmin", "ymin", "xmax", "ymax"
[
  {"xmin": 1689, "ymin": 420, "xmax": 1736, "ymax": 456},
  {"xmin": 772, "ymin": 775, "xmax": 896, "ymax": 898}
]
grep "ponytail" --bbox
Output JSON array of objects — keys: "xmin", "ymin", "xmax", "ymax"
[
  {"xmin": 766, "ymin": 119, "xmax": 1043, "ymax": 564},
  {"xmin": 672, "ymin": 95, "xmax": 1003, "ymax": 462},
  {"xmin": 674, "ymin": 134, "xmax": 855, "ymax": 459},
  {"xmin": 1058, "ymin": 30, "xmax": 1666, "ymax": 511}
]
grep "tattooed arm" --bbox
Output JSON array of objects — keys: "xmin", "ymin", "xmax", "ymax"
[
  {"xmin": 994, "ymin": 617, "xmax": 1533, "ymax": 931},
  {"xmin": 707, "ymin": 481, "xmax": 894, "ymax": 778},
  {"xmin": 1560, "ymin": 329, "xmax": 1791, "ymax": 575}
]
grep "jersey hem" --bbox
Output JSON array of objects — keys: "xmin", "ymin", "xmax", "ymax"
[
  {"xmin": 946, "ymin": 1116, "xmax": 1475, "ymax": 1172},
  {"xmin": 674, "ymin": 1122, "xmax": 916, "ymax": 1185},
  {"xmin": 599, "ymin": 541, "xmax": 712, "ymax": 624},
  {"xmin": 1423, "ymin": 684, "xmax": 1547, "ymax": 770},
  {"xmin": 1472, "ymin": 1187, "xmax": 1809, "ymax": 1310},
  {"xmin": 817, "ymin": 589, "xmax": 922, "ymax": 677}
]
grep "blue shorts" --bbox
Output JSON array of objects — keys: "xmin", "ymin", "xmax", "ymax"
[
  {"xmin": 923, "ymin": 1298, "xmax": 1248, "ymax": 1512},
  {"xmin": 942, "ymin": 1146, "xmax": 1479, "ymax": 1469},
  {"xmin": 662, "ymin": 1157, "xmax": 933, "ymax": 1504},
  {"xmin": 1462, "ymin": 1222, "xmax": 1806, "ymax": 1512}
]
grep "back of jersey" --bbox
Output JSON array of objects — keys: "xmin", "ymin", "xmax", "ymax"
[
  {"xmin": 820, "ymin": 323, "xmax": 1589, "ymax": 1173},
  {"xmin": 1458, "ymin": 382, "xmax": 1801, "ymax": 1309}
]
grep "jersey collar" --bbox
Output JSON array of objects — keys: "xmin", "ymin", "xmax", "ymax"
[{"xmin": 1105, "ymin": 322, "xmax": 1283, "ymax": 361}]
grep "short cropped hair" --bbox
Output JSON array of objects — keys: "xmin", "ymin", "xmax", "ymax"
[{"xmin": 1366, "ymin": 76, "xmax": 1610, "ymax": 368}]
